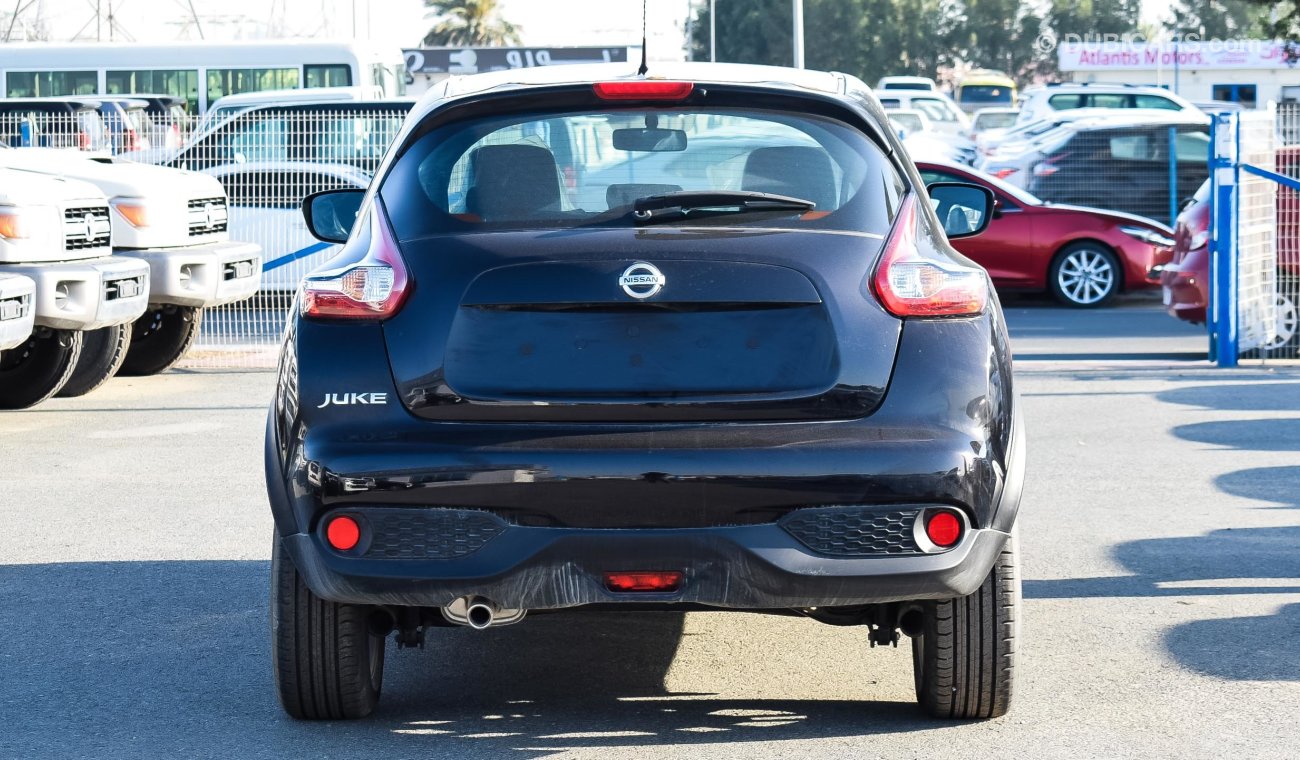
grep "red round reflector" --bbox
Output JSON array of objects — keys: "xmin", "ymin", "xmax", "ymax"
[
  {"xmin": 326, "ymin": 516, "xmax": 361, "ymax": 551},
  {"xmin": 926, "ymin": 511, "xmax": 962, "ymax": 548}
]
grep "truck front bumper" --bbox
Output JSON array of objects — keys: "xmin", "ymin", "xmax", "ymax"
[
  {"xmin": 123, "ymin": 240, "xmax": 262, "ymax": 308},
  {"xmin": 0, "ymin": 273, "xmax": 37, "ymax": 351},
  {"xmin": 3, "ymin": 257, "xmax": 150, "ymax": 331}
]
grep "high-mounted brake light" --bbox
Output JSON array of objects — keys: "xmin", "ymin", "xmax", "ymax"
[
  {"xmin": 871, "ymin": 195, "xmax": 989, "ymax": 317},
  {"xmin": 300, "ymin": 202, "xmax": 410, "ymax": 319},
  {"xmin": 593, "ymin": 81, "xmax": 694, "ymax": 101}
]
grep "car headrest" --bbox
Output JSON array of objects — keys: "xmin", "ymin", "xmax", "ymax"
[
  {"xmin": 742, "ymin": 146, "xmax": 837, "ymax": 211},
  {"xmin": 466, "ymin": 144, "xmax": 561, "ymax": 220}
]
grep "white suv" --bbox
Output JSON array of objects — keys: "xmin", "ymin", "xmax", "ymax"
[
  {"xmin": 875, "ymin": 91, "xmax": 971, "ymax": 137},
  {"xmin": 1017, "ymin": 83, "xmax": 1200, "ymax": 125}
]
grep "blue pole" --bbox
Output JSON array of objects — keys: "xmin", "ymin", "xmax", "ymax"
[
  {"xmin": 1209, "ymin": 112, "xmax": 1238, "ymax": 367},
  {"xmin": 1168, "ymin": 125, "xmax": 1178, "ymax": 228}
]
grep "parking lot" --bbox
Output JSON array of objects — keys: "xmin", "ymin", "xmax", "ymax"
[{"xmin": 2, "ymin": 295, "xmax": 1296, "ymax": 758}]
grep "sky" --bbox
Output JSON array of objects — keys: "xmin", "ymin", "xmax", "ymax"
[{"xmin": 1, "ymin": 0, "xmax": 1176, "ymax": 54}]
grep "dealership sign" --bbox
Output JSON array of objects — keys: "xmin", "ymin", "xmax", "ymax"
[
  {"xmin": 404, "ymin": 47, "xmax": 630, "ymax": 76},
  {"xmin": 1059, "ymin": 40, "xmax": 1297, "ymax": 71}
]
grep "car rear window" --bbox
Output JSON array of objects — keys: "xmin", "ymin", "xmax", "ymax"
[
  {"xmin": 381, "ymin": 107, "xmax": 902, "ymax": 238},
  {"xmin": 973, "ymin": 111, "xmax": 1017, "ymax": 130}
]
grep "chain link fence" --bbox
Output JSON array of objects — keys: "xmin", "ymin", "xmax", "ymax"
[{"xmin": 1, "ymin": 104, "xmax": 409, "ymax": 368}]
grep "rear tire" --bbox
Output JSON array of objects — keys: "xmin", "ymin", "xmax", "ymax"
[
  {"xmin": 912, "ymin": 532, "xmax": 1019, "ymax": 720},
  {"xmin": 271, "ymin": 531, "xmax": 385, "ymax": 720},
  {"xmin": 56, "ymin": 324, "xmax": 132, "ymax": 398},
  {"xmin": 1048, "ymin": 243, "xmax": 1121, "ymax": 308},
  {"xmin": 119, "ymin": 305, "xmax": 202, "ymax": 376},
  {"xmin": 0, "ymin": 329, "xmax": 84, "ymax": 409}
]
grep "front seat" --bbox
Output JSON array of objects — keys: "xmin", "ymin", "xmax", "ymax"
[
  {"xmin": 465, "ymin": 144, "xmax": 562, "ymax": 221},
  {"xmin": 741, "ymin": 146, "xmax": 837, "ymax": 210}
]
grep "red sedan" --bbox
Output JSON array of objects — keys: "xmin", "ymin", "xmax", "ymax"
[
  {"xmin": 1161, "ymin": 148, "xmax": 1299, "ymax": 349},
  {"xmin": 918, "ymin": 160, "xmax": 1175, "ymax": 307}
]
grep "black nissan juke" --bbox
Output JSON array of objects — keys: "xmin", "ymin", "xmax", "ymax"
[{"xmin": 266, "ymin": 62, "xmax": 1024, "ymax": 721}]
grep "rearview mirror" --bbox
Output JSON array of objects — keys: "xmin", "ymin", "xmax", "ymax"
[
  {"xmin": 612, "ymin": 128, "xmax": 688, "ymax": 152},
  {"xmin": 303, "ymin": 189, "xmax": 365, "ymax": 243},
  {"xmin": 926, "ymin": 181, "xmax": 995, "ymax": 240}
]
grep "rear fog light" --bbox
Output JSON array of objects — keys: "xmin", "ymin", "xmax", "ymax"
[{"xmin": 604, "ymin": 571, "xmax": 683, "ymax": 593}]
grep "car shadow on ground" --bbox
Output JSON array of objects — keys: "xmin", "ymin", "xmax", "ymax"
[
  {"xmin": 0, "ymin": 560, "xmax": 935, "ymax": 758},
  {"xmin": 1027, "ymin": 384, "xmax": 1300, "ymax": 683}
]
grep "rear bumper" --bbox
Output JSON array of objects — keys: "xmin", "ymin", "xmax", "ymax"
[
  {"xmin": 2, "ymin": 257, "xmax": 150, "ymax": 330},
  {"xmin": 0, "ymin": 273, "xmax": 36, "ymax": 350},
  {"xmin": 280, "ymin": 519, "xmax": 1011, "ymax": 610},
  {"xmin": 123, "ymin": 240, "xmax": 261, "ymax": 307},
  {"xmin": 268, "ymin": 311, "xmax": 1023, "ymax": 611},
  {"xmin": 1160, "ymin": 263, "xmax": 1208, "ymax": 324}
]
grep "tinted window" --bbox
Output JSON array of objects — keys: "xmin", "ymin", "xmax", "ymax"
[
  {"xmin": 973, "ymin": 111, "xmax": 1017, "ymax": 130},
  {"xmin": 206, "ymin": 67, "xmax": 299, "ymax": 101},
  {"xmin": 1134, "ymin": 94, "xmax": 1182, "ymax": 110},
  {"xmin": 1109, "ymin": 134, "xmax": 1156, "ymax": 161},
  {"xmin": 913, "ymin": 98, "xmax": 957, "ymax": 122},
  {"xmin": 5, "ymin": 70, "xmax": 97, "ymax": 97},
  {"xmin": 383, "ymin": 107, "xmax": 900, "ymax": 238},
  {"xmin": 305, "ymin": 64, "xmax": 353, "ymax": 88},
  {"xmin": 960, "ymin": 86, "xmax": 1013, "ymax": 105},
  {"xmin": 889, "ymin": 113, "xmax": 924, "ymax": 133},
  {"xmin": 1174, "ymin": 130, "xmax": 1211, "ymax": 163},
  {"xmin": 106, "ymin": 69, "xmax": 200, "ymax": 113}
]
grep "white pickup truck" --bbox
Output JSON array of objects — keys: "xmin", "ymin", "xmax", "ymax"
[
  {"xmin": 0, "ymin": 148, "xmax": 262, "ymax": 377},
  {"xmin": 0, "ymin": 272, "xmax": 36, "ymax": 352},
  {"xmin": 0, "ymin": 167, "xmax": 151, "ymax": 407}
]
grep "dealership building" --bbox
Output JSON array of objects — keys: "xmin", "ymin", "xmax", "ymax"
[
  {"xmin": 402, "ymin": 47, "xmax": 633, "ymax": 96},
  {"xmin": 1058, "ymin": 40, "xmax": 1300, "ymax": 108}
]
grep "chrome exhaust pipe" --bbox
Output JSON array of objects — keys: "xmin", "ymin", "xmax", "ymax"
[
  {"xmin": 440, "ymin": 595, "xmax": 527, "ymax": 629},
  {"xmin": 465, "ymin": 597, "xmax": 496, "ymax": 630}
]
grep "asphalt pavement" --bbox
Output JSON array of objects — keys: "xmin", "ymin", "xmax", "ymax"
[{"xmin": 2, "ymin": 297, "xmax": 1298, "ymax": 759}]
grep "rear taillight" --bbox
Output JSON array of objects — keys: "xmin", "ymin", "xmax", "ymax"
[
  {"xmin": 871, "ymin": 195, "xmax": 988, "ymax": 317},
  {"xmin": 992, "ymin": 168, "xmax": 1017, "ymax": 179},
  {"xmin": 300, "ymin": 202, "xmax": 410, "ymax": 319},
  {"xmin": 78, "ymin": 131, "xmax": 91, "ymax": 150},
  {"xmin": 124, "ymin": 128, "xmax": 140, "ymax": 152},
  {"xmin": 1032, "ymin": 153, "xmax": 1068, "ymax": 177}
]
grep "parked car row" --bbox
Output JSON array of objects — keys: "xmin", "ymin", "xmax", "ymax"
[
  {"xmin": 0, "ymin": 146, "xmax": 262, "ymax": 408},
  {"xmin": 1161, "ymin": 155, "xmax": 1300, "ymax": 350}
]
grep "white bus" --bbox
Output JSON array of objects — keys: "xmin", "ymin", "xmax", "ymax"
[{"xmin": 0, "ymin": 39, "xmax": 405, "ymax": 114}]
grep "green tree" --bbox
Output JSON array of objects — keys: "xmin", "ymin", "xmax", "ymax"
[
  {"xmin": 689, "ymin": 0, "xmax": 954, "ymax": 82},
  {"xmin": 1164, "ymin": 0, "xmax": 1269, "ymax": 39},
  {"xmin": 1047, "ymin": 0, "xmax": 1142, "ymax": 41},
  {"xmin": 947, "ymin": 0, "xmax": 1051, "ymax": 80},
  {"xmin": 1241, "ymin": 0, "xmax": 1300, "ymax": 62},
  {"xmin": 422, "ymin": 0, "xmax": 523, "ymax": 47},
  {"xmin": 688, "ymin": 0, "xmax": 1052, "ymax": 86}
]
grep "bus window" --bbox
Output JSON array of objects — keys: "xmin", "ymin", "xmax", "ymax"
[
  {"xmin": 6, "ymin": 71, "xmax": 97, "ymax": 97},
  {"xmin": 106, "ymin": 69, "xmax": 200, "ymax": 113},
  {"xmin": 305, "ymin": 64, "xmax": 352, "ymax": 88},
  {"xmin": 207, "ymin": 67, "xmax": 299, "ymax": 101}
]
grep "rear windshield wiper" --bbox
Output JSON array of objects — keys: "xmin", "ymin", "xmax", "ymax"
[{"xmin": 631, "ymin": 190, "xmax": 816, "ymax": 225}]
